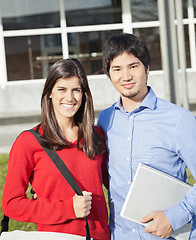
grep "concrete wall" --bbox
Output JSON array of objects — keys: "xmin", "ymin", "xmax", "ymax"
[
  {"xmin": 1, "ymin": 70, "xmax": 196, "ymax": 117},
  {"xmin": 0, "ymin": 70, "xmax": 196, "ymax": 153}
]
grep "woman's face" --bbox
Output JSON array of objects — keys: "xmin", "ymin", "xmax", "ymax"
[{"xmin": 49, "ymin": 76, "xmax": 83, "ymax": 123}]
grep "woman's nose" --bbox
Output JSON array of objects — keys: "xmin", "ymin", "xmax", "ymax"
[{"xmin": 65, "ymin": 90, "xmax": 74, "ymax": 101}]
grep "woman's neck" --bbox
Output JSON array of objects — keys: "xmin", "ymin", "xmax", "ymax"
[{"xmin": 58, "ymin": 118, "xmax": 78, "ymax": 143}]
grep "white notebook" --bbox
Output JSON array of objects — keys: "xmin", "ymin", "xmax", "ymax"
[{"xmin": 120, "ymin": 163, "xmax": 192, "ymax": 240}]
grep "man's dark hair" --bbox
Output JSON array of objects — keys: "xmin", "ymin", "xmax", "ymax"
[{"xmin": 103, "ymin": 33, "xmax": 151, "ymax": 78}]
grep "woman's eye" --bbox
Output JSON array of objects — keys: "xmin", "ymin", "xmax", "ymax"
[{"xmin": 74, "ymin": 88, "xmax": 82, "ymax": 92}]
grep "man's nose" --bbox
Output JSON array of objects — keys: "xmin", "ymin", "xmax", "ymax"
[{"xmin": 122, "ymin": 69, "xmax": 132, "ymax": 81}]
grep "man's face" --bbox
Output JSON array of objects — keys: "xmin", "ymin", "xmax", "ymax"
[{"xmin": 109, "ymin": 52, "xmax": 149, "ymax": 104}]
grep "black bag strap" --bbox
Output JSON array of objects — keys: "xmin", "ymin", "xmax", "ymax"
[
  {"xmin": 1, "ymin": 129, "xmax": 90, "ymax": 240},
  {"xmin": 0, "ymin": 215, "xmax": 9, "ymax": 234},
  {"xmin": 29, "ymin": 129, "xmax": 83, "ymax": 196},
  {"xmin": 29, "ymin": 129, "xmax": 90, "ymax": 240}
]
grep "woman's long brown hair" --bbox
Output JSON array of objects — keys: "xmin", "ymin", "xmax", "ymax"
[{"xmin": 39, "ymin": 58, "xmax": 104, "ymax": 159}]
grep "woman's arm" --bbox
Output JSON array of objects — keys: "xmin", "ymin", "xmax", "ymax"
[{"xmin": 2, "ymin": 131, "xmax": 76, "ymax": 225}]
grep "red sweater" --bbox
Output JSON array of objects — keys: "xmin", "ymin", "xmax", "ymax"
[{"xmin": 2, "ymin": 127, "xmax": 110, "ymax": 240}]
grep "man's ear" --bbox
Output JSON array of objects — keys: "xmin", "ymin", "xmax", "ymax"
[{"xmin": 146, "ymin": 65, "xmax": 150, "ymax": 75}]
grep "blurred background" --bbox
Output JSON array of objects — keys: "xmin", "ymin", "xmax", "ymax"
[{"xmin": 0, "ymin": 0, "xmax": 196, "ymax": 153}]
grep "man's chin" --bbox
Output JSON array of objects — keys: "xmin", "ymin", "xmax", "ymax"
[{"xmin": 122, "ymin": 92, "xmax": 138, "ymax": 99}]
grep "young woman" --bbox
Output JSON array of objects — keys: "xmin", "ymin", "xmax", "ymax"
[{"xmin": 2, "ymin": 59, "xmax": 110, "ymax": 240}]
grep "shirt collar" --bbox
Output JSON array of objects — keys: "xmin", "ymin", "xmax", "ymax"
[
  {"xmin": 114, "ymin": 86, "xmax": 157, "ymax": 111},
  {"xmin": 140, "ymin": 86, "xmax": 157, "ymax": 110}
]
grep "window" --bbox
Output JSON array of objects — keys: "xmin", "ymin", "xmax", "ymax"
[
  {"xmin": 68, "ymin": 30, "xmax": 121, "ymax": 75},
  {"xmin": 5, "ymin": 34, "xmax": 62, "ymax": 81},
  {"xmin": 64, "ymin": 0, "xmax": 122, "ymax": 26},
  {"xmin": 130, "ymin": 0, "xmax": 161, "ymax": 69},
  {"xmin": 1, "ymin": 0, "xmax": 60, "ymax": 30},
  {"xmin": 194, "ymin": 0, "xmax": 196, "ymax": 16},
  {"xmin": 131, "ymin": 0, "xmax": 158, "ymax": 22},
  {"xmin": 133, "ymin": 27, "xmax": 161, "ymax": 70}
]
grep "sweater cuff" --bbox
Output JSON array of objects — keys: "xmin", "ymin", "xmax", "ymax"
[
  {"xmin": 64, "ymin": 197, "xmax": 77, "ymax": 220},
  {"xmin": 164, "ymin": 203, "xmax": 191, "ymax": 231}
]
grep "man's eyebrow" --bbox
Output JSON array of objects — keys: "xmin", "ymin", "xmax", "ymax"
[{"xmin": 111, "ymin": 61, "xmax": 140, "ymax": 68}]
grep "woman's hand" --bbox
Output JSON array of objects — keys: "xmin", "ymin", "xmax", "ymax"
[
  {"xmin": 73, "ymin": 191, "xmax": 92, "ymax": 218},
  {"xmin": 31, "ymin": 188, "xmax": 92, "ymax": 218}
]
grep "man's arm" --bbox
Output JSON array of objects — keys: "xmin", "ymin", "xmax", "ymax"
[
  {"xmin": 163, "ymin": 112, "xmax": 196, "ymax": 231},
  {"xmin": 140, "ymin": 112, "xmax": 196, "ymax": 238}
]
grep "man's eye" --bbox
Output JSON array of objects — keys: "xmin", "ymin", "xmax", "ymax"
[{"xmin": 131, "ymin": 65, "xmax": 137, "ymax": 69}]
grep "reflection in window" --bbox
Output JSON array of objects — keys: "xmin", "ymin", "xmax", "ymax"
[
  {"xmin": 181, "ymin": 0, "xmax": 195, "ymax": 18},
  {"xmin": 131, "ymin": 0, "xmax": 158, "ymax": 22},
  {"xmin": 183, "ymin": 0, "xmax": 188, "ymax": 18},
  {"xmin": 5, "ymin": 34, "xmax": 62, "ymax": 81},
  {"xmin": 0, "ymin": 0, "xmax": 60, "ymax": 30},
  {"xmin": 64, "ymin": 0, "xmax": 122, "ymax": 26},
  {"xmin": 68, "ymin": 30, "xmax": 122, "ymax": 75},
  {"xmin": 184, "ymin": 25, "xmax": 191, "ymax": 68},
  {"xmin": 133, "ymin": 28, "xmax": 161, "ymax": 70}
]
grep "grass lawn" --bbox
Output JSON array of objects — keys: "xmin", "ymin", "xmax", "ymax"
[
  {"xmin": 0, "ymin": 154, "xmax": 37, "ymax": 231},
  {"xmin": 0, "ymin": 154, "xmax": 195, "ymax": 232}
]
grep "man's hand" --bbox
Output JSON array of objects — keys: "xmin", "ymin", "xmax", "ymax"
[
  {"xmin": 73, "ymin": 191, "xmax": 92, "ymax": 218},
  {"xmin": 30, "ymin": 188, "xmax": 37, "ymax": 200},
  {"xmin": 140, "ymin": 210, "xmax": 174, "ymax": 238}
]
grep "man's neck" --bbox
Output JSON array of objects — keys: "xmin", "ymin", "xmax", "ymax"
[
  {"xmin": 121, "ymin": 99, "xmax": 141, "ymax": 112},
  {"xmin": 121, "ymin": 91, "xmax": 148, "ymax": 113}
]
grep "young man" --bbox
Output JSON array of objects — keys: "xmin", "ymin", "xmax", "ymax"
[{"xmin": 97, "ymin": 33, "xmax": 196, "ymax": 239}]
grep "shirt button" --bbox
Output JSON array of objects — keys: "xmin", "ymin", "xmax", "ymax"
[
  {"xmin": 126, "ymin": 157, "xmax": 130, "ymax": 161},
  {"xmin": 128, "ymin": 181, "xmax": 130, "ymax": 184},
  {"xmin": 129, "ymin": 116, "xmax": 133, "ymax": 119},
  {"xmin": 128, "ymin": 137, "xmax": 131, "ymax": 141},
  {"xmin": 132, "ymin": 229, "xmax": 136, "ymax": 232}
]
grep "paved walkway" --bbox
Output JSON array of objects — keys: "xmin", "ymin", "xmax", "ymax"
[
  {"xmin": 1, "ymin": 110, "xmax": 195, "ymax": 155},
  {"xmin": 0, "ymin": 122, "xmax": 39, "ymax": 154}
]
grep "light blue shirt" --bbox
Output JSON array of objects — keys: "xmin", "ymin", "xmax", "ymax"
[{"xmin": 97, "ymin": 87, "xmax": 196, "ymax": 240}]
